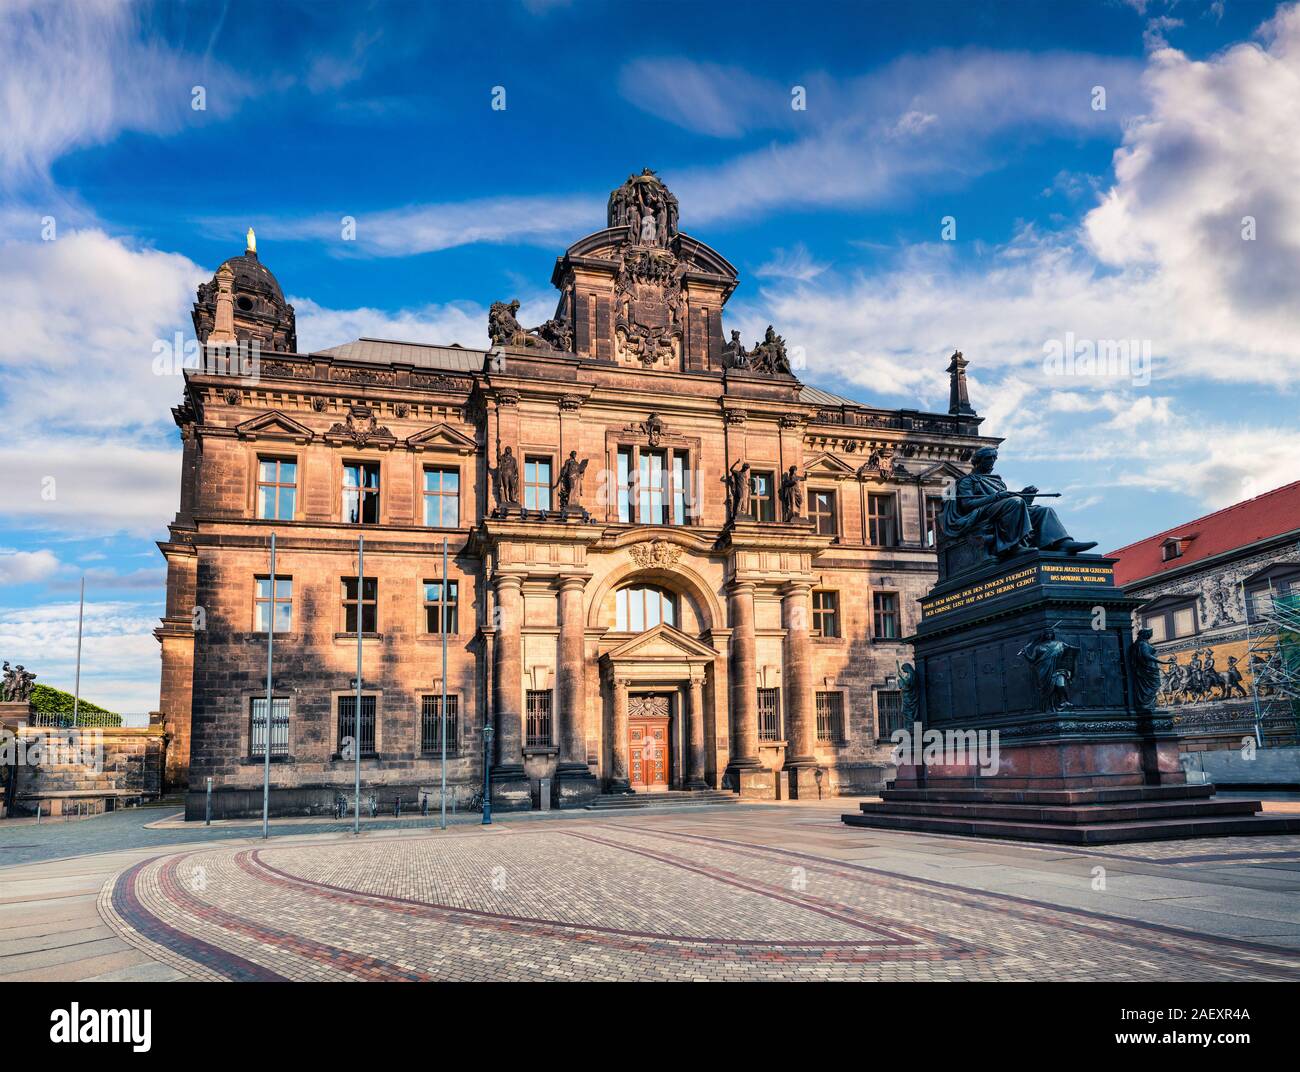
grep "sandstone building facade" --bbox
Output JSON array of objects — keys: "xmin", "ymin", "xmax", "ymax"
[{"xmin": 157, "ymin": 171, "xmax": 993, "ymax": 818}]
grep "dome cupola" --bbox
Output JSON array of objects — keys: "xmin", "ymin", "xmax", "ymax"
[{"xmin": 192, "ymin": 228, "xmax": 297, "ymax": 352}]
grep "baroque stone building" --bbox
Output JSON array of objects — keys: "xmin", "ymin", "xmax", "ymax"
[
  {"xmin": 157, "ymin": 170, "xmax": 992, "ymax": 819},
  {"xmin": 1111, "ymin": 480, "xmax": 1300, "ymax": 752}
]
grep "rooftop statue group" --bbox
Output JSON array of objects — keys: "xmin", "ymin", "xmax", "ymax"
[
  {"xmin": 608, "ymin": 167, "xmax": 679, "ymax": 247},
  {"xmin": 488, "ymin": 299, "xmax": 573, "ymax": 352},
  {"xmin": 722, "ymin": 326, "xmax": 792, "ymax": 375},
  {"xmin": 1, "ymin": 662, "xmax": 36, "ymax": 703}
]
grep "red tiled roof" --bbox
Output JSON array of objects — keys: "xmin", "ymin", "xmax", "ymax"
[{"xmin": 1108, "ymin": 480, "xmax": 1300, "ymax": 587}]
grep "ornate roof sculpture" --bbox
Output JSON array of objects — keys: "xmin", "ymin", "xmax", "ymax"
[
  {"xmin": 489, "ymin": 169, "xmax": 795, "ymax": 378},
  {"xmin": 192, "ymin": 228, "xmax": 297, "ymax": 353}
]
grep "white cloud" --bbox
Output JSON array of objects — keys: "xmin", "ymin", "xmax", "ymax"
[
  {"xmin": 755, "ymin": 244, "xmax": 827, "ymax": 282},
  {"xmin": 0, "ymin": 230, "xmax": 198, "ymax": 536},
  {"xmin": 617, "ymin": 58, "xmax": 790, "ymax": 138},
  {"xmin": 0, "ymin": 548, "xmax": 59, "ymax": 585},
  {"xmin": 620, "ymin": 48, "xmax": 1142, "ymax": 225},
  {"xmin": 0, "ymin": 0, "xmax": 251, "ymax": 189},
  {"xmin": 732, "ymin": 7, "xmax": 1300, "ymax": 518},
  {"xmin": 0, "ymin": 599, "xmax": 162, "ymax": 719}
]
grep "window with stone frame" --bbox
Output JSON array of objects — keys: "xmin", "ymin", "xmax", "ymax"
[
  {"xmin": 254, "ymin": 575, "xmax": 292, "ymax": 633},
  {"xmin": 524, "ymin": 456, "xmax": 552, "ymax": 512},
  {"xmin": 616, "ymin": 585, "xmax": 676, "ymax": 632},
  {"xmin": 342, "ymin": 461, "xmax": 380, "ymax": 524},
  {"xmin": 876, "ymin": 690, "xmax": 905, "ymax": 741},
  {"xmin": 750, "ymin": 470, "xmax": 776, "ymax": 522},
  {"xmin": 1141, "ymin": 600, "xmax": 1198, "ymax": 642},
  {"xmin": 617, "ymin": 446, "xmax": 692, "ymax": 525},
  {"xmin": 872, "ymin": 591, "xmax": 900, "ymax": 639},
  {"xmin": 757, "ymin": 687, "xmax": 782, "ymax": 741},
  {"xmin": 925, "ymin": 496, "xmax": 944, "ymax": 548},
  {"xmin": 421, "ymin": 694, "xmax": 459, "ymax": 755},
  {"xmin": 809, "ymin": 488, "xmax": 837, "ymax": 536},
  {"xmin": 868, "ymin": 493, "xmax": 898, "ymax": 546},
  {"xmin": 815, "ymin": 691, "xmax": 845, "ymax": 744},
  {"xmin": 812, "ymin": 590, "xmax": 840, "ymax": 638},
  {"xmin": 337, "ymin": 694, "xmax": 376, "ymax": 756},
  {"xmin": 342, "ymin": 576, "xmax": 378, "ymax": 634},
  {"xmin": 256, "ymin": 456, "xmax": 297, "ymax": 520},
  {"xmin": 422, "ymin": 467, "xmax": 460, "ymax": 528},
  {"xmin": 422, "ymin": 579, "xmax": 458, "ymax": 634},
  {"xmin": 250, "ymin": 697, "xmax": 290, "ymax": 758},
  {"xmin": 526, "ymin": 689, "xmax": 553, "ymax": 747}
]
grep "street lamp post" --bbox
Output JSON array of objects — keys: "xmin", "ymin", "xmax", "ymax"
[
  {"xmin": 261, "ymin": 532, "xmax": 276, "ymax": 840},
  {"xmin": 482, "ymin": 724, "xmax": 493, "ymax": 825},
  {"xmin": 354, "ymin": 533, "xmax": 364, "ymax": 836}
]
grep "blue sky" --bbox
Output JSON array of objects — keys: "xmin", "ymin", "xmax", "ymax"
[{"xmin": 3, "ymin": 0, "xmax": 1300, "ymax": 715}]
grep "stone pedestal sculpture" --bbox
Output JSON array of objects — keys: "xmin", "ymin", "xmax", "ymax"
[{"xmin": 843, "ymin": 463, "xmax": 1300, "ymax": 843}]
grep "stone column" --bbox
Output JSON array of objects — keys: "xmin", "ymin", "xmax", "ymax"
[
  {"xmin": 781, "ymin": 581, "xmax": 818, "ymax": 797},
  {"xmin": 492, "ymin": 575, "xmax": 524, "ymax": 775},
  {"xmin": 686, "ymin": 674, "xmax": 708, "ymax": 790},
  {"xmin": 556, "ymin": 575, "xmax": 598, "ymax": 804},
  {"xmin": 725, "ymin": 581, "xmax": 761, "ymax": 785},
  {"xmin": 609, "ymin": 676, "xmax": 632, "ymax": 793}
]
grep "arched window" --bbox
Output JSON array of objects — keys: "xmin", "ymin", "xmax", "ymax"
[{"xmin": 616, "ymin": 585, "xmax": 677, "ymax": 632}]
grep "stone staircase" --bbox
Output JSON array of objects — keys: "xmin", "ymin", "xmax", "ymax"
[
  {"xmin": 842, "ymin": 783, "xmax": 1300, "ymax": 844},
  {"xmin": 585, "ymin": 789, "xmax": 739, "ymax": 812}
]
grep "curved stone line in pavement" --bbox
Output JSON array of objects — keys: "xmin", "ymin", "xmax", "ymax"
[
  {"xmin": 639, "ymin": 826, "xmax": 1300, "ymax": 980},
  {"xmin": 95, "ymin": 824, "xmax": 1300, "ymax": 982}
]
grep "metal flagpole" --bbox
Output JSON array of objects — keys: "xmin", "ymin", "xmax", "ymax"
[
  {"xmin": 354, "ymin": 533, "xmax": 364, "ymax": 836},
  {"xmin": 441, "ymin": 536, "xmax": 448, "ymax": 830},
  {"xmin": 72, "ymin": 577, "xmax": 85, "ymax": 727},
  {"xmin": 261, "ymin": 532, "xmax": 276, "ymax": 840}
]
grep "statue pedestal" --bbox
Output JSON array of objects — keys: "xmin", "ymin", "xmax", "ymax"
[
  {"xmin": 0, "ymin": 701, "xmax": 32, "ymax": 730},
  {"xmin": 843, "ymin": 550, "xmax": 1300, "ymax": 842}
]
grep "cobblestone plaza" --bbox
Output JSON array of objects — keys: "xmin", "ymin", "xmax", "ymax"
[{"xmin": 4, "ymin": 801, "xmax": 1299, "ymax": 983}]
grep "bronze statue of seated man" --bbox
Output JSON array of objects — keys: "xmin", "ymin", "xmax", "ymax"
[{"xmin": 939, "ymin": 446, "xmax": 1097, "ymax": 558}]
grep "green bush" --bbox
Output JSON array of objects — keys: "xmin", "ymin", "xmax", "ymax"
[{"xmin": 28, "ymin": 684, "xmax": 121, "ymax": 727}]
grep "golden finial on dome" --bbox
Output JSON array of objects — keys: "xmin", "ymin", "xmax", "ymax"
[{"xmin": 246, "ymin": 227, "xmax": 257, "ymax": 254}]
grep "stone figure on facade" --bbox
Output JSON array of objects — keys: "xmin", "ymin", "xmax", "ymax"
[
  {"xmin": 488, "ymin": 300, "xmax": 526, "ymax": 346},
  {"xmin": 1, "ymin": 662, "xmax": 36, "ymax": 703},
  {"xmin": 491, "ymin": 446, "xmax": 520, "ymax": 508},
  {"xmin": 1020, "ymin": 629, "xmax": 1079, "ymax": 712},
  {"xmin": 488, "ymin": 299, "xmax": 570, "ymax": 351},
  {"xmin": 863, "ymin": 446, "xmax": 897, "ymax": 481},
  {"xmin": 557, "ymin": 451, "xmax": 589, "ymax": 511},
  {"xmin": 938, "ymin": 447, "xmax": 1097, "ymax": 559},
  {"xmin": 897, "ymin": 661, "xmax": 920, "ymax": 724},
  {"xmin": 607, "ymin": 168, "xmax": 679, "ymax": 242},
  {"xmin": 723, "ymin": 461, "xmax": 751, "ymax": 521},
  {"xmin": 779, "ymin": 465, "xmax": 807, "ymax": 522},
  {"xmin": 749, "ymin": 326, "xmax": 792, "ymax": 374},
  {"xmin": 1128, "ymin": 628, "xmax": 1162, "ymax": 714},
  {"xmin": 535, "ymin": 315, "xmax": 573, "ymax": 352},
  {"xmin": 721, "ymin": 329, "xmax": 750, "ymax": 369}
]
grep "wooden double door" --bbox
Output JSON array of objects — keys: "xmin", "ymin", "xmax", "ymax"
[{"xmin": 628, "ymin": 693, "xmax": 671, "ymax": 791}]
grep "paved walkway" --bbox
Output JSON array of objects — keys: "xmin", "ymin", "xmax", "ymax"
[{"xmin": 4, "ymin": 801, "xmax": 1300, "ymax": 981}]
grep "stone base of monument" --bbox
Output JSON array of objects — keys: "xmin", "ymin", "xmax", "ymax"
[
  {"xmin": 844, "ymin": 752, "xmax": 1300, "ymax": 844},
  {"xmin": 841, "ymin": 548, "xmax": 1300, "ymax": 843}
]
